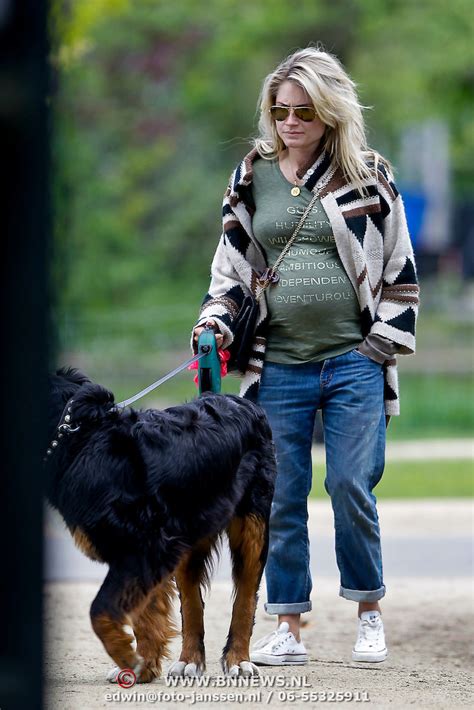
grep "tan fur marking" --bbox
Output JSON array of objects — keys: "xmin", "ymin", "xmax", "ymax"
[
  {"xmin": 174, "ymin": 541, "xmax": 215, "ymax": 669},
  {"xmin": 130, "ymin": 577, "xmax": 178, "ymax": 682},
  {"xmin": 225, "ymin": 515, "xmax": 266, "ymax": 667},
  {"xmin": 71, "ymin": 527, "xmax": 102, "ymax": 561},
  {"xmin": 91, "ymin": 613, "xmax": 142, "ymax": 670}
]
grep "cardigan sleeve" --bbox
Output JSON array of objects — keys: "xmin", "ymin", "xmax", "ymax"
[
  {"xmin": 191, "ymin": 167, "xmax": 257, "ymax": 352},
  {"xmin": 191, "ymin": 233, "xmax": 248, "ymax": 351},
  {"xmin": 368, "ymin": 167, "xmax": 420, "ymax": 354}
]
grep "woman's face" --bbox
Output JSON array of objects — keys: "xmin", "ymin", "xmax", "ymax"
[{"xmin": 273, "ymin": 80, "xmax": 326, "ymax": 154}]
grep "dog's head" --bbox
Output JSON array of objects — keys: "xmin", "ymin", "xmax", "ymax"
[{"xmin": 48, "ymin": 367, "xmax": 115, "ymax": 441}]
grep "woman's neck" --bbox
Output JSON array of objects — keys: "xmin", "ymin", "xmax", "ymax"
[
  {"xmin": 280, "ymin": 143, "xmax": 324, "ymax": 181},
  {"xmin": 284, "ymin": 147, "xmax": 314, "ymax": 169}
]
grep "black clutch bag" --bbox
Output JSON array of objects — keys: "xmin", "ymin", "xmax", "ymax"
[{"xmin": 227, "ymin": 295, "xmax": 259, "ymax": 374}]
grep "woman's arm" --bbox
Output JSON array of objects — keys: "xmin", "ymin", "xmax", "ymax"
[
  {"xmin": 357, "ymin": 332, "xmax": 401, "ymax": 363},
  {"xmin": 191, "ymin": 233, "xmax": 248, "ymax": 351},
  {"xmin": 365, "ymin": 165, "xmax": 420, "ymax": 355}
]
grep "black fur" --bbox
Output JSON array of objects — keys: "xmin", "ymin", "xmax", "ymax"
[{"xmin": 46, "ymin": 367, "xmax": 276, "ymax": 677}]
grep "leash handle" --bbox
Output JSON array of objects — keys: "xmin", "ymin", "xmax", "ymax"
[{"xmin": 197, "ymin": 326, "xmax": 221, "ymax": 394}]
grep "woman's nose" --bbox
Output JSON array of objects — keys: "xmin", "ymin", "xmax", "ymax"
[{"xmin": 285, "ymin": 108, "xmax": 299, "ymax": 124}]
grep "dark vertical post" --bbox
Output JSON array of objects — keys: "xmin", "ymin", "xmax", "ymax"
[{"xmin": 0, "ymin": 1, "xmax": 49, "ymax": 709}]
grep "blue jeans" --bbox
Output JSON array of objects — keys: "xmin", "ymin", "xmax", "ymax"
[{"xmin": 257, "ymin": 349, "xmax": 386, "ymax": 613}]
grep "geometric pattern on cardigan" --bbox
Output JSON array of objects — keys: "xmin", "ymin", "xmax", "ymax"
[{"xmin": 194, "ymin": 147, "xmax": 419, "ymax": 415}]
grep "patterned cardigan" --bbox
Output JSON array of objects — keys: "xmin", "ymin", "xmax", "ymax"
[{"xmin": 194, "ymin": 147, "xmax": 419, "ymax": 415}]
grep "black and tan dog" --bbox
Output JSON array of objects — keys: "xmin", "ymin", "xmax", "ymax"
[{"xmin": 46, "ymin": 368, "xmax": 276, "ymax": 682}]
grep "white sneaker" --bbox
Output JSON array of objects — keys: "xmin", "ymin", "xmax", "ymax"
[
  {"xmin": 352, "ymin": 611, "xmax": 387, "ymax": 662},
  {"xmin": 250, "ymin": 622, "xmax": 308, "ymax": 665}
]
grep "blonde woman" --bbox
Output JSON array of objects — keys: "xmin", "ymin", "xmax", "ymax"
[{"xmin": 193, "ymin": 47, "xmax": 418, "ymax": 665}]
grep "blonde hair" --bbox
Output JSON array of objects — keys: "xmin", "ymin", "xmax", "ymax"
[{"xmin": 253, "ymin": 47, "xmax": 390, "ymax": 193}]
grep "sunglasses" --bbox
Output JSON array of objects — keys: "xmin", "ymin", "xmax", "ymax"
[{"xmin": 269, "ymin": 105, "xmax": 317, "ymax": 122}]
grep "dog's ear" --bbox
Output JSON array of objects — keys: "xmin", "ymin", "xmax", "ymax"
[
  {"xmin": 69, "ymin": 383, "xmax": 115, "ymax": 423},
  {"xmin": 55, "ymin": 367, "xmax": 91, "ymax": 387}
]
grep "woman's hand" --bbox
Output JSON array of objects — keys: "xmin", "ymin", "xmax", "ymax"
[{"xmin": 193, "ymin": 320, "xmax": 224, "ymax": 348}]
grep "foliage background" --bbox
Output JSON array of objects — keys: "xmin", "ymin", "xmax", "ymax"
[{"xmin": 50, "ymin": 0, "xmax": 474, "ymax": 445}]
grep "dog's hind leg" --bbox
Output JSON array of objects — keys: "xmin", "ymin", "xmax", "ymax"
[
  {"xmin": 169, "ymin": 537, "xmax": 217, "ymax": 677},
  {"xmin": 90, "ymin": 565, "xmax": 153, "ymax": 682},
  {"xmin": 128, "ymin": 576, "xmax": 177, "ymax": 682},
  {"xmin": 222, "ymin": 514, "xmax": 268, "ymax": 677}
]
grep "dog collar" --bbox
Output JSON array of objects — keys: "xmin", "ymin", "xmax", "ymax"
[{"xmin": 44, "ymin": 397, "xmax": 81, "ymax": 463}]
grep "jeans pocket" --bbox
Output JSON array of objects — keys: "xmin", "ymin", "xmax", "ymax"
[{"xmin": 352, "ymin": 348, "xmax": 376, "ymax": 363}]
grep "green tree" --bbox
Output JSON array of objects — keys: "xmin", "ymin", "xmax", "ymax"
[{"xmin": 50, "ymin": 0, "xmax": 473, "ymax": 349}]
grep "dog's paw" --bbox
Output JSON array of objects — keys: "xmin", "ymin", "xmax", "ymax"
[
  {"xmin": 106, "ymin": 660, "xmax": 144, "ymax": 684},
  {"xmin": 225, "ymin": 661, "xmax": 261, "ymax": 678},
  {"xmin": 167, "ymin": 660, "xmax": 204, "ymax": 678},
  {"xmin": 167, "ymin": 661, "xmax": 186, "ymax": 677},
  {"xmin": 106, "ymin": 666, "xmax": 121, "ymax": 683},
  {"xmin": 184, "ymin": 662, "xmax": 203, "ymax": 678},
  {"xmin": 136, "ymin": 665, "xmax": 159, "ymax": 684}
]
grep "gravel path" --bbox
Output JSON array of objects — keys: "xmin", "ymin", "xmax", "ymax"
[
  {"xmin": 44, "ymin": 499, "xmax": 474, "ymax": 709},
  {"xmin": 45, "ymin": 577, "xmax": 473, "ymax": 710}
]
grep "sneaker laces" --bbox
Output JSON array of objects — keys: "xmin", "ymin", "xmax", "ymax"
[
  {"xmin": 270, "ymin": 635, "xmax": 292, "ymax": 652},
  {"xmin": 358, "ymin": 617, "xmax": 382, "ymax": 645},
  {"xmin": 252, "ymin": 622, "xmax": 290, "ymax": 651},
  {"xmin": 252, "ymin": 629, "xmax": 279, "ymax": 651}
]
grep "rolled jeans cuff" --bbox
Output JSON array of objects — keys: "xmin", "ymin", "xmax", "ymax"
[
  {"xmin": 264, "ymin": 601, "xmax": 312, "ymax": 615},
  {"xmin": 339, "ymin": 585, "xmax": 386, "ymax": 602}
]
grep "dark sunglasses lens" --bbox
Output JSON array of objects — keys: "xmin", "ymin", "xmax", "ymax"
[
  {"xmin": 294, "ymin": 107, "xmax": 316, "ymax": 121},
  {"xmin": 270, "ymin": 106, "xmax": 316, "ymax": 122},
  {"xmin": 270, "ymin": 106, "xmax": 289, "ymax": 121}
]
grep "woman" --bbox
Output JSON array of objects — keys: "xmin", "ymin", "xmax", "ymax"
[{"xmin": 193, "ymin": 47, "xmax": 418, "ymax": 665}]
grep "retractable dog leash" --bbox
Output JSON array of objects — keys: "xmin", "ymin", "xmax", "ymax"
[
  {"xmin": 45, "ymin": 329, "xmax": 221, "ymax": 461},
  {"xmin": 195, "ymin": 326, "xmax": 222, "ymax": 394},
  {"xmin": 113, "ymin": 326, "xmax": 221, "ymax": 409}
]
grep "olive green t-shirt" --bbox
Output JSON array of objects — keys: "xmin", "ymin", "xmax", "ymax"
[{"xmin": 252, "ymin": 158, "xmax": 362, "ymax": 363}]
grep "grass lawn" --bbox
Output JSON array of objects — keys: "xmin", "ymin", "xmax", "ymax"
[
  {"xmin": 388, "ymin": 372, "xmax": 474, "ymax": 440},
  {"xmin": 310, "ymin": 459, "xmax": 474, "ymax": 499}
]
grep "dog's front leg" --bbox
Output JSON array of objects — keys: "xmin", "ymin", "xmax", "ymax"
[
  {"xmin": 222, "ymin": 514, "xmax": 266, "ymax": 677},
  {"xmin": 169, "ymin": 542, "xmax": 215, "ymax": 678},
  {"xmin": 129, "ymin": 576, "xmax": 177, "ymax": 682},
  {"xmin": 90, "ymin": 565, "xmax": 151, "ymax": 682}
]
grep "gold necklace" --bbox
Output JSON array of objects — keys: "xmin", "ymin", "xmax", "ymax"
[
  {"xmin": 280, "ymin": 155, "xmax": 304, "ymax": 196},
  {"xmin": 288, "ymin": 160, "xmax": 302, "ymax": 197}
]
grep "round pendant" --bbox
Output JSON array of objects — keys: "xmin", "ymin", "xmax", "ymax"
[{"xmin": 291, "ymin": 186, "xmax": 301, "ymax": 197}]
